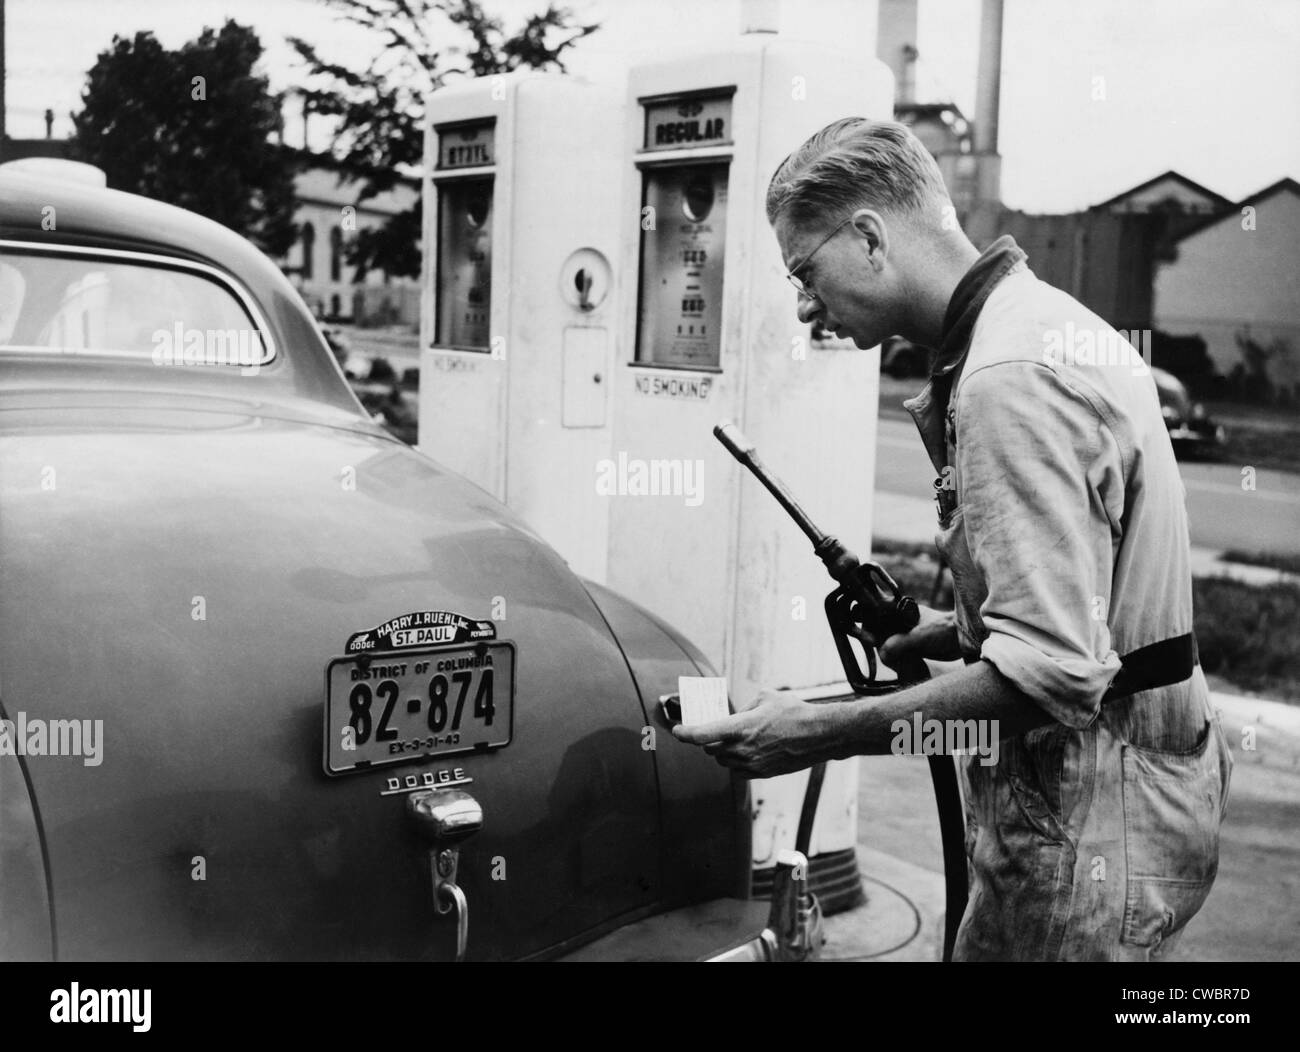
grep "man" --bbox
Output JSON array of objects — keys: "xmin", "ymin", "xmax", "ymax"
[{"xmin": 673, "ymin": 117, "xmax": 1232, "ymax": 961}]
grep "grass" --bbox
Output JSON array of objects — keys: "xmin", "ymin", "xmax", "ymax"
[
  {"xmin": 1216, "ymin": 422, "xmax": 1300, "ymax": 475},
  {"xmin": 870, "ymin": 539, "xmax": 953, "ymax": 611},
  {"xmin": 1193, "ymin": 577, "xmax": 1300, "ymax": 702},
  {"xmin": 869, "ymin": 539, "xmax": 1300, "ymax": 703}
]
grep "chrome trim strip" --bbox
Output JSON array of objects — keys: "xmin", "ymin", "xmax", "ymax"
[
  {"xmin": 429, "ymin": 166, "xmax": 496, "ymax": 181},
  {"xmin": 380, "ymin": 771, "xmax": 475, "ymax": 797},
  {"xmin": 634, "ymin": 146, "xmax": 733, "ymax": 167}
]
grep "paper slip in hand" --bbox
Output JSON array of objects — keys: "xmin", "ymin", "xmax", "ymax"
[{"xmin": 678, "ymin": 676, "xmax": 730, "ymax": 726}]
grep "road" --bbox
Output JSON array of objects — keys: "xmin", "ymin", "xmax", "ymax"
[{"xmin": 875, "ymin": 414, "xmax": 1300, "ymax": 557}]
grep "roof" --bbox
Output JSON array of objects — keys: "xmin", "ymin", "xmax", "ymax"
[
  {"xmin": 1091, "ymin": 169, "xmax": 1232, "ymax": 214},
  {"xmin": 1168, "ymin": 176, "xmax": 1300, "ymax": 243},
  {"xmin": 0, "ymin": 168, "xmax": 288, "ymax": 287},
  {"xmin": 293, "ymin": 164, "xmax": 418, "ymax": 215}
]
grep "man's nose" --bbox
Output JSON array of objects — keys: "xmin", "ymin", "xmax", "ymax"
[{"xmin": 795, "ymin": 291, "xmax": 821, "ymax": 325}]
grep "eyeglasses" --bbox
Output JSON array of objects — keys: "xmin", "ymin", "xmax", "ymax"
[{"xmin": 785, "ymin": 215, "xmax": 855, "ymax": 299}]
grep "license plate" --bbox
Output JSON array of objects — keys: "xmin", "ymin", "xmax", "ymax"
[{"xmin": 324, "ymin": 642, "xmax": 514, "ymax": 775}]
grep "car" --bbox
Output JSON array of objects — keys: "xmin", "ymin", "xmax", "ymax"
[
  {"xmin": 880, "ymin": 335, "xmax": 929, "ymax": 379},
  {"xmin": 0, "ymin": 163, "xmax": 782, "ymax": 962},
  {"xmin": 1150, "ymin": 365, "xmax": 1226, "ymax": 458}
]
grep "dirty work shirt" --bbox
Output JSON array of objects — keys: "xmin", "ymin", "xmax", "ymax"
[{"xmin": 904, "ymin": 236, "xmax": 1233, "ymax": 961}]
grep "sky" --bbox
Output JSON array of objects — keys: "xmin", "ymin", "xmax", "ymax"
[{"xmin": 5, "ymin": 0, "xmax": 1298, "ymax": 212}]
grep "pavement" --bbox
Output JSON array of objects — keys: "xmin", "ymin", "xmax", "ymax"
[{"xmin": 820, "ymin": 844, "xmax": 945, "ymax": 961}]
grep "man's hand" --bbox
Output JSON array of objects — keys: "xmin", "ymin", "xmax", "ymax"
[
  {"xmin": 671, "ymin": 689, "xmax": 842, "ymax": 778},
  {"xmin": 880, "ymin": 603, "xmax": 962, "ymax": 667}
]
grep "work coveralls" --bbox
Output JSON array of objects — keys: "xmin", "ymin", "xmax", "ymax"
[{"xmin": 905, "ymin": 236, "xmax": 1234, "ymax": 961}]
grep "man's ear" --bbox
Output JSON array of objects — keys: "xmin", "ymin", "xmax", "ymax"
[{"xmin": 851, "ymin": 208, "xmax": 887, "ymax": 269}]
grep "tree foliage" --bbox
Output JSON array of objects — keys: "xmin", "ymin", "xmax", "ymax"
[
  {"xmin": 70, "ymin": 21, "xmax": 298, "ymax": 257},
  {"xmin": 288, "ymin": 1, "xmax": 599, "ymax": 278}
]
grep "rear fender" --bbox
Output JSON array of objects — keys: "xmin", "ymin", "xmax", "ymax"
[{"xmin": 582, "ymin": 580, "xmax": 752, "ymax": 905}]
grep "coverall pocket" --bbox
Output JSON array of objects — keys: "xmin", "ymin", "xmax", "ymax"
[
  {"xmin": 1005, "ymin": 724, "xmax": 1071, "ymax": 844},
  {"xmin": 1119, "ymin": 719, "xmax": 1225, "ymax": 948}
]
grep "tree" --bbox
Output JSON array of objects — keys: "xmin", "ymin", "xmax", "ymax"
[
  {"xmin": 71, "ymin": 21, "xmax": 298, "ymax": 258},
  {"xmin": 288, "ymin": 1, "xmax": 599, "ymax": 278}
]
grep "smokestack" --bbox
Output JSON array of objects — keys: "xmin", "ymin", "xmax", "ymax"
[
  {"xmin": 740, "ymin": 0, "xmax": 779, "ymax": 34},
  {"xmin": 974, "ymin": 0, "xmax": 1003, "ymax": 155},
  {"xmin": 970, "ymin": 0, "xmax": 1004, "ymax": 206},
  {"xmin": 1, "ymin": 0, "xmax": 7, "ymax": 151},
  {"xmin": 877, "ymin": 0, "xmax": 919, "ymax": 105}
]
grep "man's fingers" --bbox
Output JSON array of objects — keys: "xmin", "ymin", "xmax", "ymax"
[
  {"xmin": 703, "ymin": 745, "xmax": 755, "ymax": 773},
  {"xmin": 879, "ymin": 633, "xmax": 914, "ymax": 664},
  {"xmin": 672, "ymin": 716, "xmax": 745, "ymax": 745},
  {"xmin": 715, "ymin": 756, "xmax": 754, "ymax": 775}
]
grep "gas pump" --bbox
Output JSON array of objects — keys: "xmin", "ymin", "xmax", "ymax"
[
  {"xmin": 420, "ymin": 34, "xmax": 902, "ymax": 916},
  {"xmin": 607, "ymin": 36, "xmax": 896, "ymax": 909},
  {"xmin": 419, "ymin": 73, "xmax": 622, "ymax": 581}
]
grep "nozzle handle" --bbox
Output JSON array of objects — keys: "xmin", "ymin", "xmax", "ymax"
[{"xmin": 714, "ymin": 420, "xmax": 755, "ymax": 461}]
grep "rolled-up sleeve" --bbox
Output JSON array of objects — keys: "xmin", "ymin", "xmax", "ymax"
[{"xmin": 956, "ymin": 360, "xmax": 1123, "ymax": 728}]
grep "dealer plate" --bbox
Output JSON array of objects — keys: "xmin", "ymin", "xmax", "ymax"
[{"xmin": 324, "ymin": 640, "xmax": 514, "ymax": 775}]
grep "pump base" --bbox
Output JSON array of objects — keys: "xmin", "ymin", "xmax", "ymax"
[{"xmin": 751, "ymin": 847, "xmax": 865, "ymax": 915}]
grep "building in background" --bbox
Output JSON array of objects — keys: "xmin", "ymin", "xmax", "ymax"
[
  {"xmin": 895, "ymin": 101, "xmax": 976, "ymax": 217},
  {"xmin": 876, "ymin": 0, "xmax": 1300, "ymax": 377},
  {"xmin": 878, "ymin": 0, "xmax": 988, "ymax": 223},
  {"xmin": 275, "ymin": 90, "xmax": 419, "ymax": 328},
  {"xmin": 1093, "ymin": 169, "xmax": 1232, "ymax": 218},
  {"xmin": 0, "ymin": 106, "xmax": 71, "ymax": 163},
  {"xmin": 279, "ymin": 149, "xmax": 420, "ymax": 327},
  {"xmin": 1154, "ymin": 177, "xmax": 1300, "ymax": 397}
]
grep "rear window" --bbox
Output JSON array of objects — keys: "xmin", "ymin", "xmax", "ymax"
[{"xmin": 0, "ymin": 246, "xmax": 273, "ymax": 369}]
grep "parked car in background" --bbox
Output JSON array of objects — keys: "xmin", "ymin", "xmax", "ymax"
[
  {"xmin": 1151, "ymin": 365, "xmax": 1227, "ymax": 458},
  {"xmin": 0, "ymin": 163, "xmax": 776, "ymax": 962},
  {"xmin": 880, "ymin": 335, "xmax": 929, "ymax": 379},
  {"xmin": 873, "ymin": 336, "xmax": 1225, "ymax": 463}
]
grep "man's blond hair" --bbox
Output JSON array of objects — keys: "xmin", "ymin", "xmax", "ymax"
[{"xmin": 766, "ymin": 117, "xmax": 951, "ymax": 228}]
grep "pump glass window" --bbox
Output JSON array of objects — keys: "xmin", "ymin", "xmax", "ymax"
[
  {"xmin": 636, "ymin": 163, "xmax": 727, "ymax": 369},
  {"xmin": 435, "ymin": 178, "xmax": 493, "ymax": 350}
]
